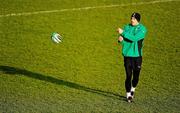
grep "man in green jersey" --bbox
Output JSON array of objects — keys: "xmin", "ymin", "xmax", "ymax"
[{"xmin": 117, "ymin": 12, "xmax": 147, "ymax": 102}]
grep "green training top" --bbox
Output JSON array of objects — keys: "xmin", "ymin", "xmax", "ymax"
[{"xmin": 120, "ymin": 23, "xmax": 147, "ymax": 57}]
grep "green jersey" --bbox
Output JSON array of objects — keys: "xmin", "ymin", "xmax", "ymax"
[{"xmin": 120, "ymin": 23, "xmax": 147, "ymax": 57}]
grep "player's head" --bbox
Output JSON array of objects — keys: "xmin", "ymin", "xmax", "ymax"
[{"xmin": 131, "ymin": 12, "xmax": 141, "ymax": 26}]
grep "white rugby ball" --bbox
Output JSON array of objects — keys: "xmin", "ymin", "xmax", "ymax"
[{"xmin": 51, "ymin": 32, "xmax": 62, "ymax": 43}]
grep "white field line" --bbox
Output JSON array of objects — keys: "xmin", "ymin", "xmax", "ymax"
[{"xmin": 0, "ymin": 0, "xmax": 179, "ymax": 18}]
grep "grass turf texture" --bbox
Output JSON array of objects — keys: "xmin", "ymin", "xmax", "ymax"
[{"xmin": 0, "ymin": 0, "xmax": 180, "ymax": 112}]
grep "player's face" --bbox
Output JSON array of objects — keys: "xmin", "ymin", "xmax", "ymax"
[{"xmin": 131, "ymin": 17, "xmax": 139, "ymax": 26}]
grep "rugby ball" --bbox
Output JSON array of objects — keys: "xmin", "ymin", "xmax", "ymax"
[{"xmin": 51, "ymin": 32, "xmax": 62, "ymax": 43}]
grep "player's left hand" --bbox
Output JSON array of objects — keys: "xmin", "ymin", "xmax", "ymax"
[{"xmin": 117, "ymin": 28, "xmax": 123, "ymax": 34}]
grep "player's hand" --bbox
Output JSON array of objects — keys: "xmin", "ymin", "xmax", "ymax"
[
  {"xmin": 118, "ymin": 36, "xmax": 123, "ymax": 42},
  {"xmin": 117, "ymin": 28, "xmax": 123, "ymax": 34}
]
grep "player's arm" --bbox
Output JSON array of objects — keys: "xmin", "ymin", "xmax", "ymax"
[
  {"xmin": 117, "ymin": 25, "xmax": 133, "ymax": 43},
  {"xmin": 121, "ymin": 27, "xmax": 147, "ymax": 42}
]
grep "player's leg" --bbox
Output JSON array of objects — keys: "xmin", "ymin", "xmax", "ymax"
[
  {"xmin": 124, "ymin": 57, "xmax": 133, "ymax": 102},
  {"xmin": 131, "ymin": 56, "xmax": 142, "ymax": 98}
]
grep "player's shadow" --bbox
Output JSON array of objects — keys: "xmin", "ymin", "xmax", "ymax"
[{"xmin": 0, "ymin": 65, "xmax": 126, "ymax": 101}]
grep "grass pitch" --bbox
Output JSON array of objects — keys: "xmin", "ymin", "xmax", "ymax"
[{"xmin": 0, "ymin": 0, "xmax": 180, "ymax": 112}]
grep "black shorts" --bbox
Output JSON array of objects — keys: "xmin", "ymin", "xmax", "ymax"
[{"xmin": 124, "ymin": 56, "xmax": 142, "ymax": 70}]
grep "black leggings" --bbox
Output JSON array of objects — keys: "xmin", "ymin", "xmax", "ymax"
[{"xmin": 124, "ymin": 57, "xmax": 142, "ymax": 92}]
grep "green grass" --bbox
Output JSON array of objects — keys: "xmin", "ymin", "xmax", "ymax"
[{"xmin": 0, "ymin": 0, "xmax": 180, "ymax": 112}]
